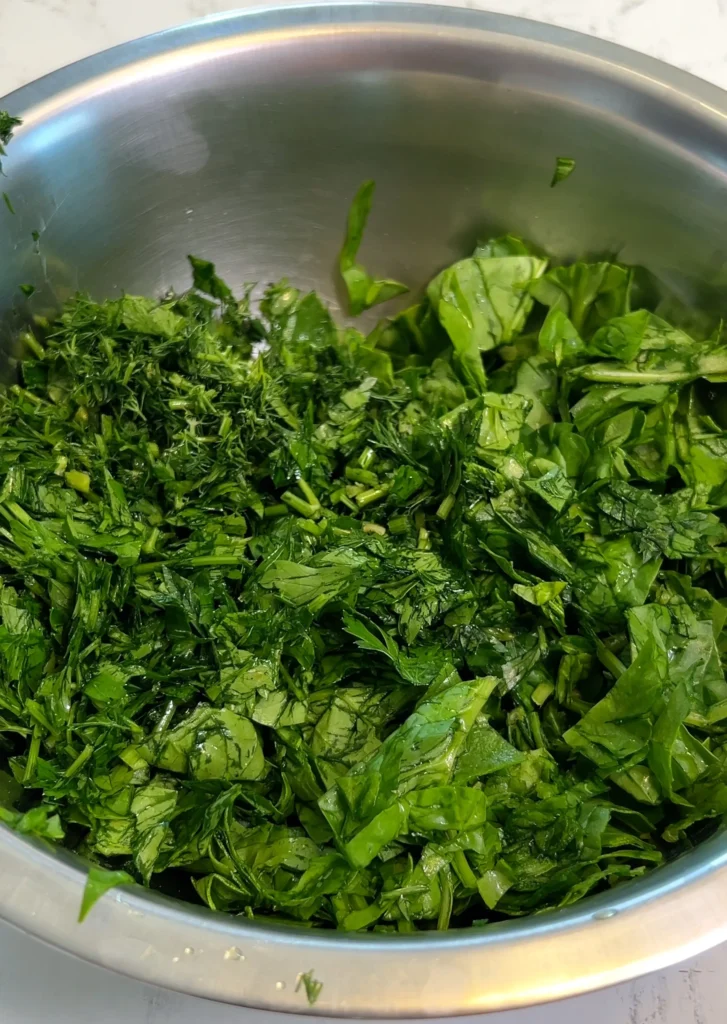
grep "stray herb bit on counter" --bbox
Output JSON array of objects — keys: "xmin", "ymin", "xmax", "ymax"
[
  {"xmin": 1, "ymin": 180, "xmax": 727, "ymax": 934},
  {"xmin": 297, "ymin": 971, "xmax": 324, "ymax": 1006},
  {"xmin": 551, "ymin": 155, "xmax": 576, "ymax": 187}
]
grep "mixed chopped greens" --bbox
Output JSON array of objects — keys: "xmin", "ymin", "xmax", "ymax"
[{"xmin": 1, "ymin": 171, "xmax": 727, "ymax": 934}]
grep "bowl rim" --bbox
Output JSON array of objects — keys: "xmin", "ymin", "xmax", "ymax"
[{"xmin": 2, "ymin": 2, "xmax": 727, "ymax": 1015}]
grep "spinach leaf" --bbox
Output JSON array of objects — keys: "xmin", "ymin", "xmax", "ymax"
[
  {"xmin": 79, "ymin": 867, "xmax": 135, "ymax": 922},
  {"xmin": 339, "ymin": 180, "xmax": 408, "ymax": 315},
  {"xmin": 532, "ymin": 262, "xmax": 631, "ymax": 334},
  {"xmin": 428, "ymin": 254, "xmax": 547, "ymax": 393},
  {"xmin": 187, "ymin": 255, "xmax": 233, "ymax": 301}
]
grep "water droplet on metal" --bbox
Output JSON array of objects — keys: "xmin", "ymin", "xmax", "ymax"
[
  {"xmin": 172, "ymin": 956, "xmax": 180, "ymax": 963},
  {"xmin": 224, "ymin": 946, "xmax": 244, "ymax": 961},
  {"xmin": 275, "ymin": 981, "xmax": 286, "ymax": 990},
  {"xmin": 184, "ymin": 946, "xmax": 195, "ymax": 955},
  {"xmin": 593, "ymin": 908, "xmax": 617, "ymax": 920}
]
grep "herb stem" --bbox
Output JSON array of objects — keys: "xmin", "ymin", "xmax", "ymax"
[
  {"xmin": 356, "ymin": 485, "xmax": 390, "ymax": 508},
  {"xmin": 263, "ymin": 503, "xmax": 289, "ymax": 518},
  {"xmin": 23, "ymin": 726, "xmax": 41, "ymax": 783},
  {"xmin": 282, "ymin": 491, "xmax": 321, "ymax": 519},
  {"xmin": 65, "ymin": 743, "xmax": 94, "ymax": 778},
  {"xmin": 436, "ymin": 493, "xmax": 456, "ymax": 520}
]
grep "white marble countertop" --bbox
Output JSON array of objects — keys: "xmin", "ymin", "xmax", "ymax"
[{"xmin": 1, "ymin": 1, "xmax": 727, "ymax": 1022}]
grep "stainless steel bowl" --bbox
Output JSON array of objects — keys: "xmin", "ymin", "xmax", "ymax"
[{"xmin": 2, "ymin": 3, "xmax": 727, "ymax": 1015}]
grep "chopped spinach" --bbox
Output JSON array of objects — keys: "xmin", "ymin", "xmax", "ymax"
[{"xmin": 0, "ymin": 177, "xmax": 726, "ymax": 935}]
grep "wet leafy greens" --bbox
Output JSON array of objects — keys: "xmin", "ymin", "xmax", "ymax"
[{"xmin": 1, "ymin": 180, "xmax": 727, "ymax": 933}]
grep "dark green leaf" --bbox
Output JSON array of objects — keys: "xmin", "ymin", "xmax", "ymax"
[
  {"xmin": 188, "ymin": 255, "xmax": 234, "ymax": 301},
  {"xmin": 550, "ymin": 156, "xmax": 576, "ymax": 187}
]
